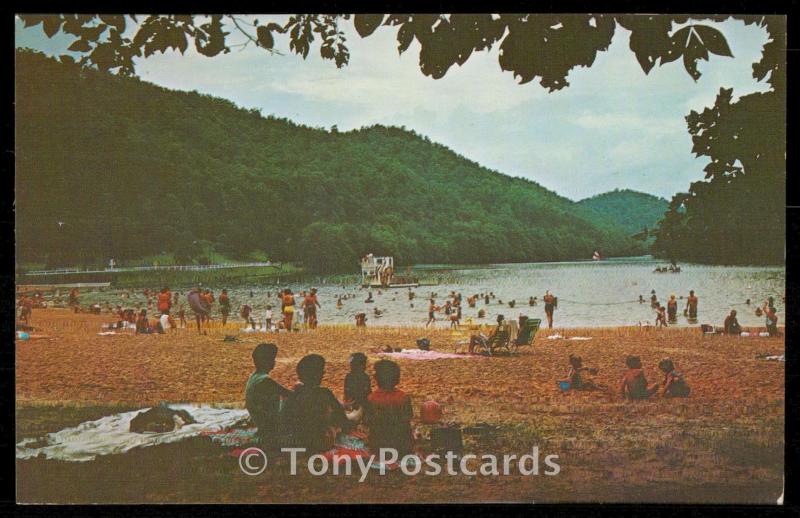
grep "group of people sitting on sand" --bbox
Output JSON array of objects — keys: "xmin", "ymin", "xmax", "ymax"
[
  {"xmin": 720, "ymin": 297, "xmax": 781, "ymax": 337},
  {"xmin": 245, "ymin": 343, "xmax": 414, "ymax": 455},
  {"xmin": 558, "ymin": 354, "xmax": 690, "ymax": 399}
]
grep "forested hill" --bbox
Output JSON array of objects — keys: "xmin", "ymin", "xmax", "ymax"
[
  {"xmin": 578, "ymin": 189, "xmax": 670, "ymax": 236},
  {"xmin": 15, "ymin": 50, "xmax": 645, "ymax": 273}
]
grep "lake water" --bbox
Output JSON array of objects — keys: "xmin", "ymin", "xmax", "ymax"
[{"xmin": 71, "ymin": 257, "xmax": 784, "ymax": 329}]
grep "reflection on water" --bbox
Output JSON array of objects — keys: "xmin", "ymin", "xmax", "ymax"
[{"xmin": 72, "ymin": 257, "xmax": 784, "ymax": 329}]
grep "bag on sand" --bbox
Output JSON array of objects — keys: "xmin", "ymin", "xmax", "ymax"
[
  {"xmin": 416, "ymin": 338, "xmax": 431, "ymax": 351},
  {"xmin": 431, "ymin": 426, "xmax": 463, "ymax": 455}
]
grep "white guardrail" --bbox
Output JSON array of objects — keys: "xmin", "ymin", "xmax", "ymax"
[{"xmin": 24, "ymin": 262, "xmax": 279, "ymax": 276}]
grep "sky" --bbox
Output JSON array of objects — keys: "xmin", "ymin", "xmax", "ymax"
[{"xmin": 15, "ymin": 15, "xmax": 772, "ymax": 201}]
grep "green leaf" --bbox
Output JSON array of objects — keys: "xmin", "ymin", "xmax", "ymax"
[
  {"xmin": 68, "ymin": 38, "xmax": 91, "ymax": 53},
  {"xmin": 256, "ymin": 26, "xmax": 274, "ymax": 49},
  {"xmin": 693, "ymin": 24, "xmax": 733, "ymax": 57},
  {"xmin": 397, "ymin": 24, "xmax": 414, "ymax": 54},
  {"xmin": 42, "ymin": 16, "xmax": 63, "ymax": 38},
  {"xmin": 353, "ymin": 14, "xmax": 384, "ymax": 38}
]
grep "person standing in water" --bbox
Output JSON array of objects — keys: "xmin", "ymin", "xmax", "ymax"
[
  {"xmin": 303, "ymin": 288, "xmax": 321, "ymax": 329},
  {"xmin": 666, "ymin": 295, "xmax": 678, "ymax": 324},
  {"xmin": 685, "ymin": 290, "xmax": 699, "ymax": 320},
  {"xmin": 219, "ymin": 289, "xmax": 231, "ymax": 326},
  {"xmin": 281, "ymin": 289, "xmax": 296, "ymax": 332},
  {"xmin": 543, "ymin": 290, "xmax": 556, "ymax": 329},
  {"xmin": 425, "ymin": 299, "xmax": 438, "ymax": 327}
]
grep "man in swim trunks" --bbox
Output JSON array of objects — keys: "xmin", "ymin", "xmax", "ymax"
[
  {"xmin": 219, "ymin": 289, "xmax": 231, "ymax": 326},
  {"xmin": 686, "ymin": 290, "xmax": 698, "ymax": 319},
  {"xmin": 303, "ymin": 288, "xmax": 321, "ymax": 329}
]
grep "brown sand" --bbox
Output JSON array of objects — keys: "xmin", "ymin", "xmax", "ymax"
[{"xmin": 16, "ymin": 309, "xmax": 785, "ymax": 503}]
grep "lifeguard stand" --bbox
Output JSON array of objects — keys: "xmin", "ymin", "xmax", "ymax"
[{"xmin": 360, "ymin": 254, "xmax": 394, "ymax": 287}]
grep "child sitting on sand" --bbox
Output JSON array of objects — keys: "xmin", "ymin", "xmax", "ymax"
[
  {"xmin": 135, "ymin": 310, "xmax": 153, "ymax": 334},
  {"xmin": 658, "ymin": 359, "xmax": 690, "ymax": 398},
  {"xmin": 366, "ymin": 359, "xmax": 414, "ymax": 456},
  {"xmin": 620, "ymin": 356, "xmax": 659, "ymax": 400},
  {"xmin": 560, "ymin": 355, "xmax": 598, "ymax": 390},
  {"xmin": 283, "ymin": 354, "xmax": 351, "ymax": 452},
  {"xmin": 344, "ymin": 352, "xmax": 372, "ymax": 415},
  {"xmin": 245, "ymin": 343, "xmax": 292, "ymax": 445}
]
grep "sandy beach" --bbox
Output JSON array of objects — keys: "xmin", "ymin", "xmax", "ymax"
[{"xmin": 16, "ymin": 309, "xmax": 785, "ymax": 503}]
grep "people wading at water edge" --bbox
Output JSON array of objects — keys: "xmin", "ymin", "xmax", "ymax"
[
  {"xmin": 667, "ymin": 295, "xmax": 678, "ymax": 324},
  {"xmin": 425, "ymin": 299, "xmax": 438, "ymax": 327},
  {"xmin": 303, "ymin": 288, "xmax": 321, "ymax": 329},
  {"xmin": 543, "ymin": 290, "xmax": 556, "ymax": 329},
  {"xmin": 157, "ymin": 286, "xmax": 172, "ymax": 316},
  {"xmin": 219, "ymin": 289, "xmax": 231, "ymax": 326},
  {"xmin": 685, "ymin": 290, "xmax": 699, "ymax": 320},
  {"xmin": 281, "ymin": 289, "xmax": 296, "ymax": 332}
]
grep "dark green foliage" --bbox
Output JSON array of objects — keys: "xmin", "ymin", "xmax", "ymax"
[
  {"xmin": 19, "ymin": 14, "xmax": 745, "ymax": 88},
  {"xmin": 653, "ymin": 18, "xmax": 785, "ymax": 266},
  {"xmin": 578, "ymin": 189, "xmax": 670, "ymax": 236},
  {"xmin": 15, "ymin": 50, "xmax": 645, "ymax": 273}
]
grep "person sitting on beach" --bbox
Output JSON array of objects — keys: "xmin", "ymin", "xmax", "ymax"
[
  {"xmin": 245, "ymin": 343, "xmax": 292, "ymax": 446},
  {"xmin": 366, "ymin": 359, "xmax": 414, "ymax": 456},
  {"xmin": 763, "ymin": 298, "xmax": 779, "ymax": 336},
  {"xmin": 723, "ymin": 310, "xmax": 742, "ymax": 335},
  {"xmin": 344, "ymin": 352, "xmax": 372, "ymax": 411},
  {"xmin": 135, "ymin": 309, "xmax": 153, "ymax": 334},
  {"xmin": 469, "ymin": 314, "xmax": 506, "ymax": 354},
  {"xmin": 283, "ymin": 354, "xmax": 351, "ymax": 452},
  {"xmin": 658, "ymin": 359, "xmax": 690, "ymax": 398},
  {"xmin": 620, "ymin": 356, "xmax": 659, "ymax": 400},
  {"xmin": 560, "ymin": 355, "xmax": 598, "ymax": 390}
]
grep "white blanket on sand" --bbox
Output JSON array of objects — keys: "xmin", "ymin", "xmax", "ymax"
[{"xmin": 16, "ymin": 404, "xmax": 248, "ymax": 462}]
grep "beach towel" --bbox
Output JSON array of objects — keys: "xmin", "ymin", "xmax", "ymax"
[
  {"xmin": 755, "ymin": 353, "xmax": 785, "ymax": 362},
  {"xmin": 203, "ymin": 426, "xmax": 260, "ymax": 449},
  {"xmin": 546, "ymin": 335, "xmax": 592, "ymax": 341},
  {"xmin": 378, "ymin": 349, "xmax": 485, "ymax": 360},
  {"xmin": 16, "ymin": 404, "xmax": 249, "ymax": 462}
]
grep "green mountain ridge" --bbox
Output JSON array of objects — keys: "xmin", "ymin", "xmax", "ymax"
[
  {"xmin": 577, "ymin": 189, "xmax": 670, "ymax": 236},
  {"xmin": 15, "ymin": 49, "xmax": 647, "ymax": 273}
]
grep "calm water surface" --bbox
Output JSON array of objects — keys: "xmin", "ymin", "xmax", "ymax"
[{"xmin": 72, "ymin": 257, "xmax": 784, "ymax": 329}]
